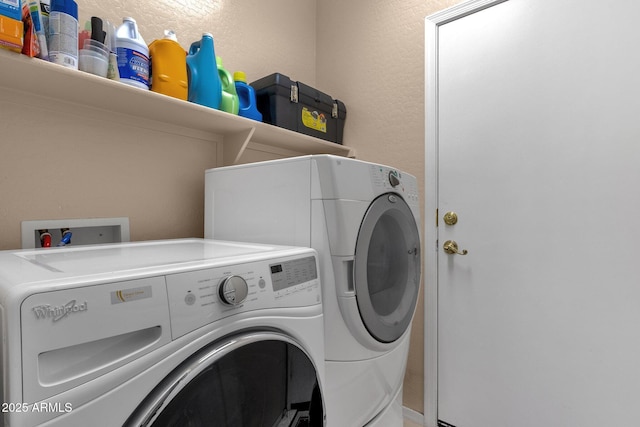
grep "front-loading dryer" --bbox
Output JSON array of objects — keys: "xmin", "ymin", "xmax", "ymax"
[
  {"xmin": 205, "ymin": 155, "xmax": 421, "ymax": 427},
  {"xmin": 0, "ymin": 239, "xmax": 324, "ymax": 427}
]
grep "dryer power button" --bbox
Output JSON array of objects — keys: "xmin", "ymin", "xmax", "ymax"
[{"xmin": 218, "ymin": 275, "xmax": 249, "ymax": 306}]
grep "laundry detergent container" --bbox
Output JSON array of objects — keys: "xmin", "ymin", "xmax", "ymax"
[{"xmin": 251, "ymin": 73, "xmax": 346, "ymax": 144}]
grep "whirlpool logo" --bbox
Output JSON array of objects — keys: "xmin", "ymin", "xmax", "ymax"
[{"xmin": 32, "ymin": 300, "xmax": 88, "ymax": 322}]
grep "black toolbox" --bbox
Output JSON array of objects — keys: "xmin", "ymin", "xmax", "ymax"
[{"xmin": 250, "ymin": 73, "xmax": 347, "ymax": 144}]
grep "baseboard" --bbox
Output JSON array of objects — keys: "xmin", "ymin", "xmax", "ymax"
[{"xmin": 402, "ymin": 406, "xmax": 425, "ymax": 425}]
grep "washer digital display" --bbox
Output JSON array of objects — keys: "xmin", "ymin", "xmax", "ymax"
[{"xmin": 270, "ymin": 256, "xmax": 317, "ymax": 292}]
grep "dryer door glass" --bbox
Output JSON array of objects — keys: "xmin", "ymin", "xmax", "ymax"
[
  {"xmin": 126, "ymin": 333, "xmax": 323, "ymax": 427},
  {"xmin": 354, "ymin": 193, "xmax": 421, "ymax": 343}
]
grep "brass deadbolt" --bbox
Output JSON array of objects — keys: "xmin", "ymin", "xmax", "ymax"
[{"xmin": 443, "ymin": 211, "xmax": 458, "ymax": 225}]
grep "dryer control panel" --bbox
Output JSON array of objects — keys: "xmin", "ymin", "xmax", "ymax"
[
  {"xmin": 368, "ymin": 164, "xmax": 420, "ymax": 207},
  {"xmin": 166, "ymin": 254, "xmax": 320, "ymax": 339}
]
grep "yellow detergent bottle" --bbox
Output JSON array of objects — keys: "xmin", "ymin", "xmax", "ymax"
[{"xmin": 148, "ymin": 30, "xmax": 188, "ymax": 100}]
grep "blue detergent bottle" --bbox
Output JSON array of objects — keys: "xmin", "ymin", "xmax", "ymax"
[
  {"xmin": 186, "ymin": 33, "xmax": 221, "ymax": 109},
  {"xmin": 233, "ymin": 71, "xmax": 263, "ymax": 122}
]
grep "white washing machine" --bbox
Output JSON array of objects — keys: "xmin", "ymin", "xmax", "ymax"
[
  {"xmin": 0, "ymin": 239, "xmax": 325, "ymax": 427},
  {"xmin": 205, "ymin": 155, "xmax": 421, "ymax": 427}
]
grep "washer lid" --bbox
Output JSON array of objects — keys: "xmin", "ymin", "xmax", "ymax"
[{"xmin": 0, "ymin": 239, "xmax": 289, "ymax": 286}]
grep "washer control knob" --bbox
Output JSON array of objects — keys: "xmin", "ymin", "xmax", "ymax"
[
  {"xmin": 218, "ymin": 275, "xmax": 249, "ymax": 306},
  {"xmin": 389, "ymin": 171, "xmax": 400, "ymax": 187}
]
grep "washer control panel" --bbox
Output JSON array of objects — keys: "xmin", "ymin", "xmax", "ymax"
[{"xmin": 166, "ymin": 254, "xmax": 319, "ymax": 339}]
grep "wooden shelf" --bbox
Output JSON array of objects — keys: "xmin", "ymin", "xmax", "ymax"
[{"xmin": 0, "ymin": 49, "xmax": 354, "ymax": 165}]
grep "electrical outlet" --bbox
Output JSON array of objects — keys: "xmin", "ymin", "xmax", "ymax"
[{"xmin": 21, "ymin": 218, "xmax": 130, "ymax": 249}]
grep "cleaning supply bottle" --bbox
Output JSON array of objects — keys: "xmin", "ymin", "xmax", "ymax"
[
  {"xmin": 148, "ymin": 30, "xmax": 188, "ymax": 100},
  {"xmin": 116, "ymin": 17, "xmax": 149, "ymax": 90},
  {"xmin": 48, "ymin": 0, "xmax": 78, "ymax": 69},
  {"xmin": 186, "ymin": 33, "xmax": 221, "ymax": 109},
  {"xmin": 105, "ymin": 20, "xmax": 119, "ymax": 80},
  {"xmin": 217, "ymin": 57, "xmax": 239, "ymax": 114},
  {"xmin": 234, "ymin": 71, "xmax": 263, "ymax": 122},
  {"xmin": 40, "ymin": 0, "xmax": 51, "ymax": 44},
  {"xmin": 28, "ymin": 0, "xmax": 49, "ymax": 60},
  {"xmin": 77, "ymin": 20, "xmax": 90, "ymax": 50}
]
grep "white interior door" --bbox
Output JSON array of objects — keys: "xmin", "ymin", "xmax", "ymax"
[{"xmin": 426, "ymin": 0, "xmax": 640, "ymax": 426}]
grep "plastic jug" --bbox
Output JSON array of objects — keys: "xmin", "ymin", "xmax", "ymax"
[
  {"xmin": 148, "ymin": 30, "xmax": 188, "ymax": 100},
  {"xmin": 116, "ymin": 17, "xmax": 149, "ymax": 90},
  {"xmin": 234, "ymin": 71, "xmax": 263, "ymax": 122},
  {"xmin": 186, "ymin": 33, "xmax": 221, "ymax": 109},
  {"xmin": 217, "ymin": 57, "xmax": 239, "ymax": 114}
]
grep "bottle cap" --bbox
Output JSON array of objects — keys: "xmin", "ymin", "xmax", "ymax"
[
  {"xmin": 51, "ymin": 0, "xmax": 78, "ymax": 19},
  {"xmin": 163, "ymin": 30, "xmax": 178, "ymax": 42},
  {"xmin": 233, "ymin": 71, "xmax": 247, "ymax": 83}
]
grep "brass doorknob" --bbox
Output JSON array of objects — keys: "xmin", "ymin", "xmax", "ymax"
[{"xmin": 443, "ymin": 240, "xmax": 468, "ymax": 255}]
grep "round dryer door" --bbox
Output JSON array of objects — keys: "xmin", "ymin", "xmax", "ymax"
[{"xmin": 354, "ymin": 193, "xmax": 421, "ymax": 343}]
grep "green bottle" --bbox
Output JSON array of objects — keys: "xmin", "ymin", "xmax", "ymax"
[{"xmin": 217, "ymin": 56, "xmax": 239, "ymax": 114}]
